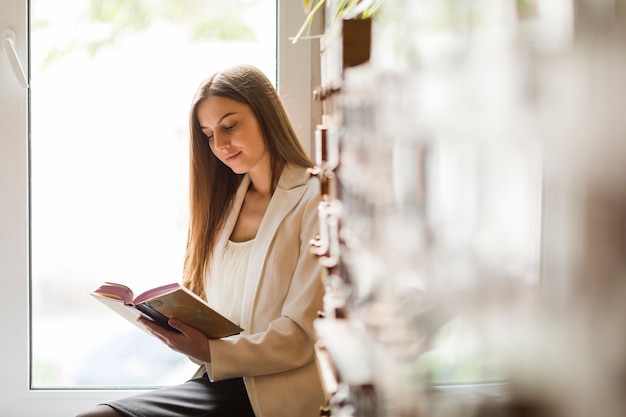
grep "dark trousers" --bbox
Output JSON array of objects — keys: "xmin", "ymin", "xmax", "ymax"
[{"xmin": 104, "ymin": 374, "xmax": 256, "ymax": 417}]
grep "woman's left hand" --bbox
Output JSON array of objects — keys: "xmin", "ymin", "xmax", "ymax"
[{"xmin": 138, "ymin": 317, "xmax": 211, "ymax": 363}]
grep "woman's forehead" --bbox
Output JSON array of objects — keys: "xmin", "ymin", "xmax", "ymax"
[{"xmin": 197, "ymin": 96, "xmax": 252, "ymax": 126}]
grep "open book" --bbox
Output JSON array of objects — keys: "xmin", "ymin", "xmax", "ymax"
[{"xmin": 91, "ymin": 282, "xmax": 243, "ymax": 339}]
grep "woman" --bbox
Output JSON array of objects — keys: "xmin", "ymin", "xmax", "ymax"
[{"xmin": 78, "ymin": 64, "xmax": 325, "ymax": 417}]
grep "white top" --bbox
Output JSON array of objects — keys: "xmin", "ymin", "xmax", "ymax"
[{"xmin": 206, "ymin": 239, "xmax": 254, "ymax": 326}]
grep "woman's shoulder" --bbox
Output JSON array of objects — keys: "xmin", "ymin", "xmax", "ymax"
[{"xmin": 278, "ymin": 163, "xmax": 319, "ymax": 191}]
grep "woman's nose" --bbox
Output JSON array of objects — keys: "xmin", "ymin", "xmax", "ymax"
[{"xmin": 213, "ymin": 133, "xmax": 229, "ymax": 149}]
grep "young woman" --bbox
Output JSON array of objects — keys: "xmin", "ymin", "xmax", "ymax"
[{"xmin": 78, "ymin": 64, "xmax": 325, "ymax": 417}]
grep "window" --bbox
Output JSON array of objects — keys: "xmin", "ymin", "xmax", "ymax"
[
  {"xmin": 1, "ymin": 0, "xmax": 319, "ymax": 413},
  {"xmin": 30, "ymin": 0, "xmax": 277, "ymax": 389}
]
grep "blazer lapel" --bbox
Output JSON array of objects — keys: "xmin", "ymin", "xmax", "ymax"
[{"xmin": 240, "ymin": 165, "xmax": 309, "ymax": 330}]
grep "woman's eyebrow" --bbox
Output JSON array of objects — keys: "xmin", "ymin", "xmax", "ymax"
[{"xmin": 217, "ymin": 112, "xmax": 236, "ymax": 124}]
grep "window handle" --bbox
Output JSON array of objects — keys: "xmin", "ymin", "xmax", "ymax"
[{"xmin": 2, "ymin": 29, "xmax": 29, "ymax": 89}]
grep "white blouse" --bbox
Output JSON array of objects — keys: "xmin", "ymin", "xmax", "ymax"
[{"xmin": 206, "ymin": 239, "xmax": 254, "ymax": 327}]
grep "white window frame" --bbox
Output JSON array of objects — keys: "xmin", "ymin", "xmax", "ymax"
[{"xmin": 0, "ymin": 0, "xmax": 320, "ymax": 414}]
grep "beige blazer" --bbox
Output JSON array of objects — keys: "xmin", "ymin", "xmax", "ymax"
[{"xmin": 205, "ymin": 164, "xmax": 325, "ymax": 417}]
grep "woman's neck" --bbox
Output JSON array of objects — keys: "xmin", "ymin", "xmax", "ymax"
[{"xmin": 247, "ymin": 155, "xmax": 274, "ymax": 196}]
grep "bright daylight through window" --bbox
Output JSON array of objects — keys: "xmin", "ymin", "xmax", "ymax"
[{"xmin": 30, "ymin": 0, "xmax": 276, "ymax": 388}]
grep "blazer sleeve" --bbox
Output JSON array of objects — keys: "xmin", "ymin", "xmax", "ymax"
[{"xmin": 206, "ymin": 179, "xmax": 323, "ymax": 380}]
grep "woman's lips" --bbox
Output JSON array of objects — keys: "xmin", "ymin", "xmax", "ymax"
[{"xmin": 225, "ymin": 151, "xmax": 241, "ymax": 163}]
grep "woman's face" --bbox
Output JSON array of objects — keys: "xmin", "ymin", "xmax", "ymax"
[{"xmin": 197, "ymin": 96, "xmax": 269, "ymax": 176}]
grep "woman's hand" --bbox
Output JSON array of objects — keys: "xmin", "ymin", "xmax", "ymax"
[{"xmin": 138, "ymin": 317, "xmax": 211, "ymax": 363}]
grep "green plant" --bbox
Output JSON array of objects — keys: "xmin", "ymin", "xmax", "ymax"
[{"xmin": 292, "ymin": 0, "xmax": 382, "ymax": 44}]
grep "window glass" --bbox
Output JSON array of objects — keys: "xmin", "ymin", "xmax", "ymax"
[{"xmin": 30, "ymin": 0, "xmax": 277, "ymax": 388}]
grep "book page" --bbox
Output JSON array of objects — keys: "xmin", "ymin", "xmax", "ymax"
[
  {"xmin": 133, "ymin": 282, "xmax": 182, "ymax": 304},
  {"xmin": 90, "ymin": 293, "xmax": 151, "ymax": 335},
  {"xmin": 92, "ymin": 282, "xmax": 134, "ymax": 303}
]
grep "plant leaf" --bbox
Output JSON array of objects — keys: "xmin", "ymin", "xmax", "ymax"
[{"xmin": 291, "ymin": 0, "xmax": 326, "ymax": 44}]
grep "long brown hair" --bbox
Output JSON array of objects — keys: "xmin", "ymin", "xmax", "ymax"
[{"xmin": 183, "ymin": 64, "xmax": 313, "ymax": 299}]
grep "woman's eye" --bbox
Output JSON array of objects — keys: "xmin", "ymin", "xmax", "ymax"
[
  {"xmin": 224, "ymin": 123, "xmax": 236, "ymax": 131},
  {"xmin": 206, "ymin": 133, "xmax": 214, "ymax": 141}
]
